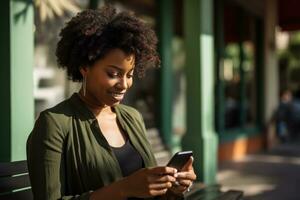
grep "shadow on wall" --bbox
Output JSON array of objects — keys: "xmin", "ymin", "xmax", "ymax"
[{"xmin": 13, "ymin": 0, "xmax": 33, "ymax": 23}]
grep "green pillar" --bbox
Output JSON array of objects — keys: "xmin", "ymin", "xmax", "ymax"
[
  {"xmin": 157, "ymin": 0, "xmax": 177, "ymax": 151},
  {"xmin": 0, "ymin": 0, "xmax": 34, "ymax": 161},
  {"xmin": 182, "ymin": 0, "xmax": 218, "ymax": 184}
]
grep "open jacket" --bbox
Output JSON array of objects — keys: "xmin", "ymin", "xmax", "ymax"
[{"xmin": 27, "ymin": 93, "xmax": 157, "ymax": 200}]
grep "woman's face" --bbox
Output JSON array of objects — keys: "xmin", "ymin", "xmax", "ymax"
[{"xmin": 81, "ymin": 48, "xmax": 135, "ymax": 107}]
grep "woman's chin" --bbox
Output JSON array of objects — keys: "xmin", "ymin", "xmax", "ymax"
[
  {"xmin": 105, "ymin": 99, "xmax": 122, "ymax": 107},
  {"xmin": 107, "ymin": 95, "xmax": 124, "ymax": 106},
  {"xmin": 111, "ymin": 100, "xmax": 122, "ymax": 106}
]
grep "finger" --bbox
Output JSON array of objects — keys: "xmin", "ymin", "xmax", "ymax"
[
  {"xmin": 149, "ymin": 188, "xmax": 168, "ymax": 196},
  {"xmin": 148, "ymin": 175, "xmax": 176, "ymax": 183},
  {"xmin": 181, "ymin": 156, "xmax": 194, "ymax": 171},
  {"xmin": 150, "ymin": 166, "xmax": 177, "ymax": 175},
  {"xmin": 177, "ymin": 179, "xmax": 191, "ymax": 187},
  {"xmin": 171, "ymin": 185, "xmax": 187, "ymax": 193},
  {"xmin": 149, "ymin": 182, "xmax": 173, "ymax": 190},
  {"xmin": 176, "ymin": 171, "xmax": 197, "ymax": 181}
]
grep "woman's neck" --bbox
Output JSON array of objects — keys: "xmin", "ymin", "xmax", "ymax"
[{"xmin": 78, "ymin": 89, "xmax": 113, "ymax": 117}]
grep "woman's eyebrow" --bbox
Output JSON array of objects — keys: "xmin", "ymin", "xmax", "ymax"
[
  {"xmin": 107, "ymin": 65, "xmax": 122, "ymax": 71},
  {"xmin": 107, "ymin": 65, "xmax": 134, "ymax": 72}
]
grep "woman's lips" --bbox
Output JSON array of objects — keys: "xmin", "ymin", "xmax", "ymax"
[{"xmin": 109, "ymin": 91, "xmax": 125, "ymax": 101}]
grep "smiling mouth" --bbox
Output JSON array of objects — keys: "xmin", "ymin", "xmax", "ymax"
[{"xmin": 109, "ymin": 92, "xmax": 125, "ymax": 101}]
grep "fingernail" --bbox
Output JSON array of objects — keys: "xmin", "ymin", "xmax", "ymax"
[
  {"xmin": 174, "ymin": 169, "xmax": 177, "ymax": 173},
  {"xmin": 174, "ymin": 173, "xmax": 178, "ymax": 178}
]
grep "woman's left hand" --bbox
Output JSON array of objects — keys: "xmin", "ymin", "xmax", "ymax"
[{"xmin": 169, "ymin": 156, "xmax": 197, "ymax": 195}]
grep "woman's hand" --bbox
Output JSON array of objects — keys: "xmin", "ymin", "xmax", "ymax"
[
  {"xmin": 169, "ymin": 157, "xmax": 197, "ymax": 195},
  {"xmin": 119, "ymin": 166, "xmax": 178, "ymax": 198}
]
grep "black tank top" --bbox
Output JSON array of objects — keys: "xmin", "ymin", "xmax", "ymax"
[{"xmin": 111, "ymin": 139, "xmax": 144, "ymax": 200}]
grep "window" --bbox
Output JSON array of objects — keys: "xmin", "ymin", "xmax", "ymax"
[{"xmin": 216, "ymin": 3, "xmax": 261, "ymax": 133}]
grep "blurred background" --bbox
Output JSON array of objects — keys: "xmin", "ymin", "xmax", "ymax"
[{"xmin": 1, "ymin": 0, "xmax": 300, "ymax": 199}]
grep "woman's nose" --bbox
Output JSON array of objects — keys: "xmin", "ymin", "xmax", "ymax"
[{"xmin": 116, "ymin": 77, "xmax": 128, "ymax": 90}]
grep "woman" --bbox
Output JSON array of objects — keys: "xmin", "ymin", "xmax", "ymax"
[{"xmin": 27, "ymin": 6, "xmax": 196, "ymax": 200}]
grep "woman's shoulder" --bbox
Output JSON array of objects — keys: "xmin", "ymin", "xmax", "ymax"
[
  {"xmin": 37, "ymin": 97, "xmax": 74, "ymax": 129},
  {"xmin": 28, "ymin": 99, "xmax": 77, "ymax": 155}
]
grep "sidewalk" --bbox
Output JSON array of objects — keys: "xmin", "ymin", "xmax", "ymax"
[{"xmin": 217, "ymin": 140, "xmax": 300, "ymax": 200}]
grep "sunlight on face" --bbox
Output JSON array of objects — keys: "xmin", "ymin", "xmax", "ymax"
[{"xmin": 84, "ymin": 49, "xmax": 135, "ymax": 107}]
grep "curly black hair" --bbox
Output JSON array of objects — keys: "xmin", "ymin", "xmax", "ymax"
[{"xmin": 56, "ymin": 6, "xmax": 160, "ymax": 82}]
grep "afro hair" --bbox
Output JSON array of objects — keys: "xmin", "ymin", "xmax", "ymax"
[{"xmin": 56, "ymin": 6, "xmax": 160, "ymax": 82}]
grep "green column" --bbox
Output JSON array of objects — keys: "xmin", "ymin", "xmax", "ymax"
[
  {"xmin": 182, "ymin": 0, "xmax": 218, "ymax": 184},
  {"xmin": 157, "ymin": 0, "xmax": 177, "ymax": 151},
  {"xmin": 0, "ymin": 0, "xmax": 34, "ymax": 161}
]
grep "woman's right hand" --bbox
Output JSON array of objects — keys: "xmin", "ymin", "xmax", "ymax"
[{"xmin": 119, "ymin": 166, "xmax": 178, "ymax": 198}]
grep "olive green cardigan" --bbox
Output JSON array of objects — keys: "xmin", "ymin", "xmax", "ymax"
[{"xmin": 27, "ymin": 93, "xmax": 157, "ymax": 200}]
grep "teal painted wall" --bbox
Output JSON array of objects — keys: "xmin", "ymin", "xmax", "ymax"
[{"xmin": 0, "ymin": 0, "xmax": 34, "ymax": 161}]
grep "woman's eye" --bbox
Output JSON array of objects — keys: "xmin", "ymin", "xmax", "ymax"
[
  {"xmin": 107, "ymin": 72, "xmax": 119, "ymax": 78},
  {"xmin": 127, "ymin": 74, "xmax": 134, "ymax": 78}
]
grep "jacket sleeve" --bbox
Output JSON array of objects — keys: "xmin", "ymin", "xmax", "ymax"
[{"xmin": 26, "ymin": 111, "xmax": 92, "ymax": 200}]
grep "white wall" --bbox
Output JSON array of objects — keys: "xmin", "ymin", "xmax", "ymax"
[{"xmin": 264, "ymin": 0, "xmax": 279, "ymax": 123}]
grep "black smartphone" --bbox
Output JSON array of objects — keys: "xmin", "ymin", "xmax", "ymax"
[{"xmin": 167, "ymin": 151, "xmax": 193, "ymax": 171}]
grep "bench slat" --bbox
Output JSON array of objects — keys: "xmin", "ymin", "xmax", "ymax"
[
  {"xmin": 0, "ymin": 174, "xmax": 31, "ymax": 192},
  {"xmin": 0, "ymin": 161, "xmax": 28, "ymax": 177},
  {"xmin": 0, "ymin": 189, "xmax": 33, "ymax": 200}
]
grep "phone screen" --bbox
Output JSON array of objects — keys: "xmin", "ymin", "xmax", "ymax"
[{"xmin": 167, "ymin": 151, "xmax": 193, "ymax": 171}]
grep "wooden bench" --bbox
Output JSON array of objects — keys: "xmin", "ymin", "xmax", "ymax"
[
  {"xmin": 0, "ymin": 161, "xmax": 243, "ymax": 200},
  {"xmin": 0, "ymin": 161, "xmax": 33, "ymax": 200}
]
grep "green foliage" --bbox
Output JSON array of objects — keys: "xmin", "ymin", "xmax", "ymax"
[{"xmin": 278, "ymin": 31, "xmax": 300, "ymax": 86}]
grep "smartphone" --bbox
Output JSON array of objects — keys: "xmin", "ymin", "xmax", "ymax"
[{"xmin": 167, "ymin": 151, "xmax": 193, "ymax": 171}]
